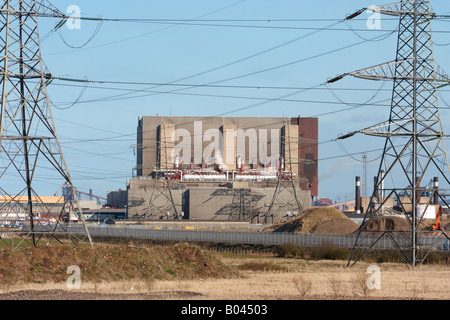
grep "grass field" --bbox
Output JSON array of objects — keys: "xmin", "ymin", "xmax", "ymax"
[
  {"xmin": 210, "ymin": 253, "xmax": 450, "ymax": 300},
  {"xmin": 0, "ymin": 241, "xmax": 449, "ymax": 300}
]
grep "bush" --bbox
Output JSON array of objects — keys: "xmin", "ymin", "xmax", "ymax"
[
  {"xmin": 310, "ymin": 245, "xmax": 350, "ymax": 261},
  {"xmin": 423, "ymin": 251, "xmax": 445, "ymax": 264},
  {"xmin": 375, "ymin": 250, "xmax": 404, "ymax": 263},
  {"xmin": 237, "ymin": 261, "xmax": 287, "ymax": 272},
  {"xmin": 322, "ymin": 246, "xmax": 350, "ymax": 260},
  {"xmin": 277, "ymin": 243, "xmax": 301, "ymax": 258}
]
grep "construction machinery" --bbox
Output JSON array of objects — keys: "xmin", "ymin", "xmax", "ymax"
[{"xmin": 432, "ymin": 205, "xmax": 445, "ymax": 231}]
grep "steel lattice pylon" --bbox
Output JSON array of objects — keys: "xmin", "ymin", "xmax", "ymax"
[
  {"xmin": 331, "ymin": 0, "xmax": 450, "ymax": 266},
  {"xmin": 131, "ymin": 122, "xmax": 181, "ymax": 220},
  {"xmin": 265, "ymin": 119, "xmax": 304, "ymax": 224},
  {"xmin": 0, "ymin": 0, "xmax": 92, "ymax": 248}
]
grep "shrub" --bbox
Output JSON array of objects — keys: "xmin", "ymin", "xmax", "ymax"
[
  {"xmin": 277, "ymin": 243, "xmax": 301, "ymax": 258},
  {"xmin": 423, "ymin": 251, "xmax": 445, "ymax": 265},
  {"xmin": 322, "ymin": 246, "xmax": 350, "ymax": 260},
  {"xmin": 237, "ymin": 261, "xmax": 286, "ymax": 272},
  {"xmin": 293, "ymin": 275, "xmax": 313, "ymax": 298},
  {"xmin": 375, "ymin": 250, "xmax": 403, "ymax": 263},
  {"xmin": 310, "ymin": 245, "xmax": 350, "ymax": 261}
]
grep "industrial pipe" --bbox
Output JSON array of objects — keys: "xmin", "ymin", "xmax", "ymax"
[
  {"xmin": 355, "ymin": 176, "xmax": 361, "ymax": 214},
  {"xmin": 434, "ymin": 177, "xmax": 439, "ymax": 205}
]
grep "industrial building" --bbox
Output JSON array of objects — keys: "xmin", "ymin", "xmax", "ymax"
[
  {"xmin": 125, "ymin": 116, "xmax": 318, "ymax": 223},
  {"xmin": 0, "ymin": 195, "xmax": 103, "ymax": 224},
  {"xmin": 107, "ymin": 189, "xmax": 128, "ymax": 209}
]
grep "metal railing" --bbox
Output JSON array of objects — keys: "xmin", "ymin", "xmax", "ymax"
[{"xmin": 69, "ymin": 225, "xmax": 450, "ymax": 251}]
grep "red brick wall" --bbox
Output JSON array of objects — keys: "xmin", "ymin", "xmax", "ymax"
[{"xmin": 294, "ymin": 117, "xmax": 318, "ymax": 198}]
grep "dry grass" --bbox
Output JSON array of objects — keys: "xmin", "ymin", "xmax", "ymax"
[
  {"xmin": 164, "ymin": 254, "xmax": 450, "ymax": 300},
  {"xmin": 0, "ymin": 244, "xmax": 449, "ymax": 300},
  {"xmin": 0, "ymin": 242, "xmax": 236, "ymax": 293},
  {"xmin": 145, "ymin": 265, "xmax": 450, "ymax": 300}
]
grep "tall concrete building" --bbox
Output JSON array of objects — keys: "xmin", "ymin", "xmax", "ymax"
[{"xmin": 128, "ymin": 116, "xmax": 318, "ymax": 223}]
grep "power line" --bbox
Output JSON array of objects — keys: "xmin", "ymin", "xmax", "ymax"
[
  {"xmin": 44, "ymin": 0, "xmax": 249, "ymax": 56},
  {"xmin": 38, "ymin": 3, "xmax": 450, "ymax": 198},
  {"xmin": 57, "ymin": 19, "xmax": 104, "ymax": 49},
  {"xmin": 52, "ymin": 77, "xmax": 337, "ymax": 91},
  {"xmin": 51, "ymin": 89, "xmax": 393, "ymax": 109},
  {"xmin": 55, "ymin": 17, "xmax": 400, "ymax": 23},
  {"xmin": 48, "ymin": 80, "xmax": 402, "ymax": 93},
  {"xmin": 318, "ymin": 145, "xmax": 386, "ymax": 162},
  {"xmin": 47, "ymin": 14, "xmax": 450, "ymax": 32},
  {"xmin": 49, "ymin": 28, "xmax": 397, "ymax": 108},
  {"xmin": 49, "ymin": 78, "xmax": 395, "ymax": 115}
]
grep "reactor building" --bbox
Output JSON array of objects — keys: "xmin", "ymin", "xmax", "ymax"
[{"xmin": 126, "ymin": 116, "xmax": 318, "ymax": 223}]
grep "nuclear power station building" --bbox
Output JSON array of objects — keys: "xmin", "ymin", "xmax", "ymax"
[{"xmin": 126, "ymin": 116, "xmax": 318, "ymax": 223}]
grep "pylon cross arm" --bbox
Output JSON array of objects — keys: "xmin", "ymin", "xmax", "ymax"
[
  {"xmin": 329, "ymin": 59, "xmax": 450, "ymax": 84},
  {"xmin": 346, "ymin": 1, "xmax": 436, "ymax": 20},
  {"xmin": 366, "ymin": 1, "xmax": 436, "ymax": 17},
  {"xmin": 359, "ymin": 119, "xmax": 415, "ymax": 137},
  {"xmin": 0, "ymin": 1, "xmax": 64, "ymax": 17},
  {"xmin": 337, "ymin": 119, "xmax": 422, "ymax": 140}
]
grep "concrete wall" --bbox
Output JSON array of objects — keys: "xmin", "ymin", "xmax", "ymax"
[
  {"xmin": 184, "ymin": 186, "xmax": 310, "ymax": 223},
  {"xmin": 77, "ymin": 200, "xmax": 102, "ymax": 210},
  {"xmin": 126, "ymin": 178, "xmax": 311, "ymax": 223},
  {"xmin": 127, "ymin": 178, "xmax": 183, "ymax": 220}
]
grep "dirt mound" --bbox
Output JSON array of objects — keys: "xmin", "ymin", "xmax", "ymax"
[
  {"xmin": 361, "ymin": 216, "xmax": 447, "ymax": 232},
  {"xmin": 264, "ymin": 207, "xmax": 360, "ymax": 234},
  {"xmin": 314, "ymin": 219, "xmax": 361, "ymax": 234},
  {"xmin": 361, "ymin": 216, "xmax": 411, "ymax": 232},
  {"xmin": 0, "ymin": 243, "xmax": 237, "ymax": 286}
]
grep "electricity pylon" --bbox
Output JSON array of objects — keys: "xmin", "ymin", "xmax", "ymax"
[
  {"xmin": 130, "ymin": 122, "xmax": 180, "ymax": 220},
  {"xmin": 265, "ymin": 119, "xmax": 304, "ymax": 224},
  {"xmin": 331, "ymin": 0, "xmax": 450, "ymax": 266},
  {"xmin": 0, "ymin": 1, "xmax": 92, "ymax": 248}
]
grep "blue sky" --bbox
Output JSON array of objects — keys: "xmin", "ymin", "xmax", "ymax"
[{"xmin": 37, "ymin": 0, "xmax": 450, "ymax": 202}]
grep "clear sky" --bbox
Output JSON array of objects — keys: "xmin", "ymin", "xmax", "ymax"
[{"xmin": 36, "ymin": 0, "xmax": 450, "ymax": 202}]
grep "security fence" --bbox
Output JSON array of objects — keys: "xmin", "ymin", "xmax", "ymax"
[{"xmin": 70, "ymin": 225, "xmax": 450, "ymax": 251}]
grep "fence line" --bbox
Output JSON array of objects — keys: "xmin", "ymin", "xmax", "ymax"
[{"xmin": 69, "ymin": 225, "xmax": 450, "ymax": 251}]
